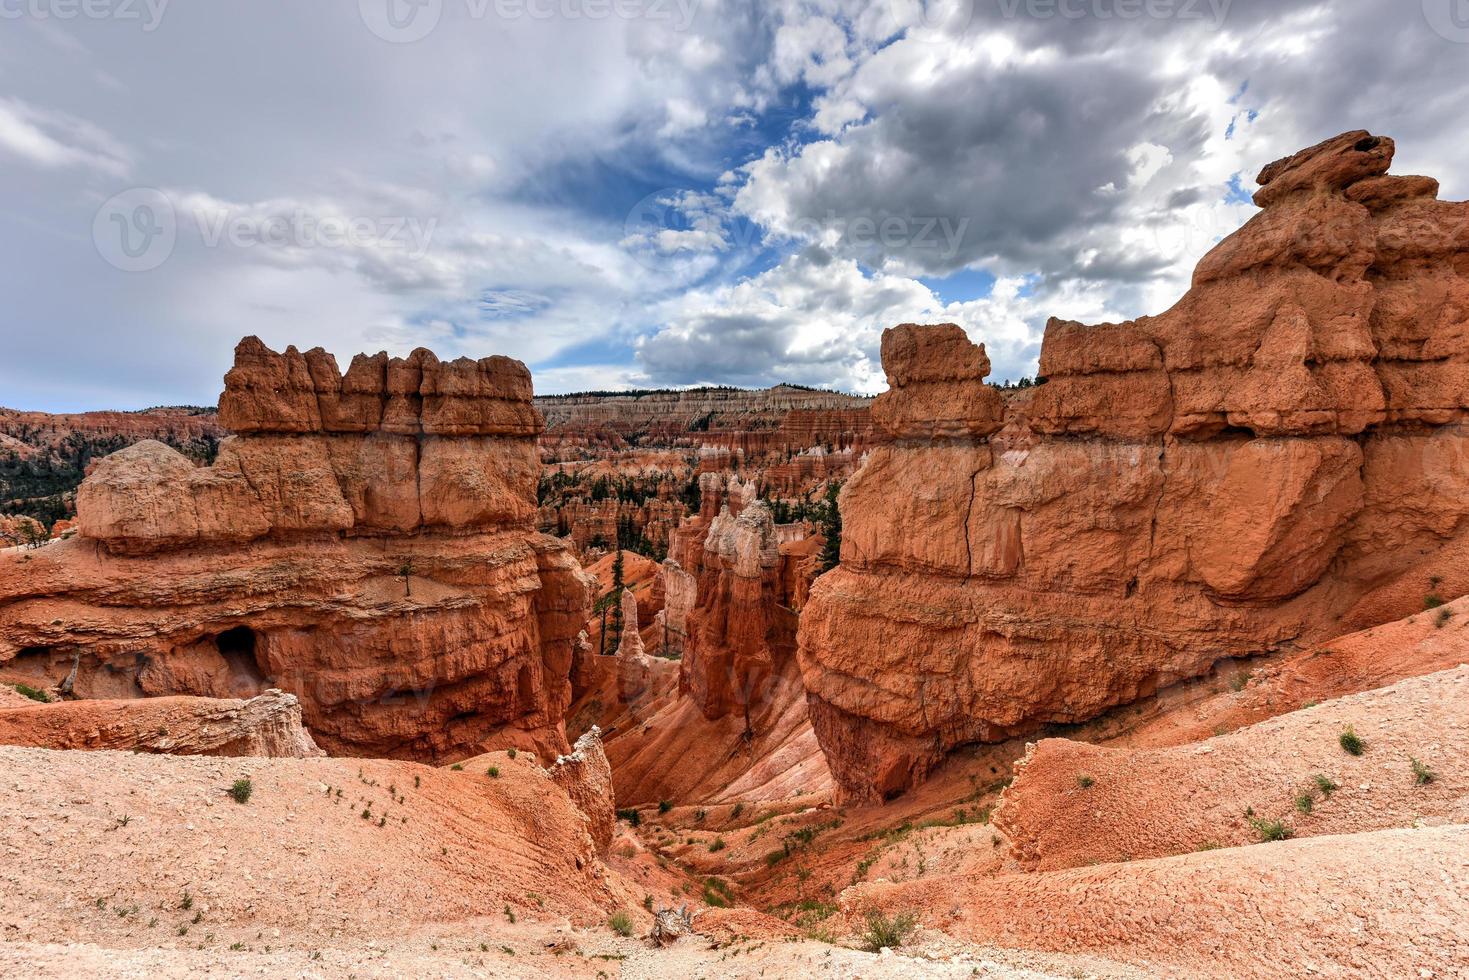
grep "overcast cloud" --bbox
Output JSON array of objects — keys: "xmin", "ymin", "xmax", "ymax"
[{"xmin": 1, "ymin": 0, "xmax": 1466, "ymax": 409}]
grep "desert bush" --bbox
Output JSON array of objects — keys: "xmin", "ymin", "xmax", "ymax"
[
  {"xmin": 12, "ymin": 683, "xmax": 51, "ymax": 703},
  {"xmin": 860, "ymin": 908, "xmax": 918, "ymax": 951},
  {"xmin": 1411, "ymin": 757, "xmax": 1437, "ymax": 785},
  {"xmin": 1248, "ymin": 816, "xmax": 1292, "ymax": 842},
  {"xmin": 1294, "ymin": 792, "xmax": 1314, "ymax": 814},
  {"xmin": 608, "ymin": 910, "xmax": 634, "ymax": 937},
  {"xmin": 658, "ymin": 800, "xmax": 673, "ymax": 814},
  {"xmin": 1339, "ymin": 728, "xmax": 1365, "ymax": 755},
  {"xmin": 228, "ymin": 778, "xmax": 253, "ymax": 804},
  {"xmin": 1076, "ymin": 774, "xmax": 1095, "ymax": 789},
  {"xmin": 487, "ymin": 766, "xmax": 500, "ymax": 779},
  {"xmin": 616, "ymin": 807, "xmax": 641, "ymax": 827},
  {"xmin": 1312, "ymin": 773, "xmax": 1339, "ymax": 797}
]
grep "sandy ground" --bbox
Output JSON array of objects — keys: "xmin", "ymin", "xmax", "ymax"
[
  {"xmin": 850, "ymin": 824, "xmax": 1469, "ymax": 979},
  {"xmin": 996, "ymin": 666, "xmax": 1469, "ymax": 869}
]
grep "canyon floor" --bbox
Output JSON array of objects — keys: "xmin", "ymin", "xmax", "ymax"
[{"xmin": 4, "ymin": 598, "xmax": 1465, "ymax": 977}]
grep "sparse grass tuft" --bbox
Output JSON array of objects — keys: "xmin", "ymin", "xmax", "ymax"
[
  {"xmin": 1312, "ymin": 773, "xmax": 1339, "ymax": 797},
  {"xmin": 1076, "ymin": 774, "xmax": 1095, "ymax": 789},
  {"xmin": 228, "ymin": 778, "xmax": 253, "ymax": 804},
  {"xmin": 1248, "ymin": 816, "xmax": 1292, "ymax": 842},
  {"xmin": 702, "ymin": 877, "xmax": 734, "ymax": 908},
  {"xmin": 450, "ymin": 763, "xmax": 464, "ymax": 771},
  {"xmin": 1424, "ymin": 593, "xmax": 1445, "ymax": 609},
  {"xmin": 860, "ymin": 908, "xmax": 918, "ymax": 952},
  {"xmin": 1411, "ymin": 757, "xmax": 1437, "ymax": 785},
  {"xmin": 1435, "ymin": 608, "xmax": 1453, "ymax": 629},
  {"xmin": 507, "ymin": 747, "xmax": 517, "ymax": 759},
  {"xmin": 504, "ymin": 904, "xmax": 516, "ymax": 924},
  {"xmin": 731, "ymin": 802, "xmax": 744, "ymax": 820},
  {"xmin": 1339, "ymin": 728, "xmax": 1365, "ymax": 756},
  {"xmin": 1293, "ymin": 792, "xmax": 1314, "ymax": 814},
  {"xmin": 607, "ymin": 910, "xmax": 634, "ymax": 937},
  {"xmin": 709, "ymin": 837, "xmax": 726, "ymax": 852}
]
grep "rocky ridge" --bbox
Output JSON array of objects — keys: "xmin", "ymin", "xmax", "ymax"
[
  {"xmin": 799, "ymin": 130, "xmax": 1469, "ymax": 801},
  {"xmin": 0, "ymin": 338, "xmax": 591, "ymax": 762}
]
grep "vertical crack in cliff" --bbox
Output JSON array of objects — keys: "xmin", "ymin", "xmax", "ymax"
[
  {"xmin": 1146, "ymin": 350, "xmax": 1178, "ymax": 567},
  {"xmin": 962, "ymin": 461, "xmax": 982, "ymax": 582}
]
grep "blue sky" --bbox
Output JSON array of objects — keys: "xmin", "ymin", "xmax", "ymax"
[{"xmin": 2, "ymin": 1, "xmax": 1467, "ymax": 411}]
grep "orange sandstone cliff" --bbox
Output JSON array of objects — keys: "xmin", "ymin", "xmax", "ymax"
[
  {"xmin": 0, "ymin": 338, "xmax": 592, "ymax": 762},
  {"xmin": 798, "ymin": 130, "xmax": 1469, "ymax": 802}
]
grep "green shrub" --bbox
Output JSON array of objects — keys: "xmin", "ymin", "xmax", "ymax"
[
  {"xmin": 228, "ymin": 778, "xmax": 253, "ymax": 804},
  {"xmin": 1424, "ymin": 593, "xmax": 1445, "ymax": 609},
  {"xmin": 1339, "ymin": 728, "xmax": 1365, "ymax": 756},
  {"xmin": 12, "ymin": 683, "xmax": 51, "ymax": 703},
  {"xmin": 616, "ymin": 807, "xmax": 641, "ymax": 827},
  {"xmin": 607, "ymin": 910, "xmax": 634, "ymax": 937},
  {"xmin": 658, "ymin": 800, "xmax": 673, "ymax": 814},
  {"xmin": 1076, "ymin": 774, "xmax": 1095, "ymax": 789},
  {"xmin": 1248, "ymin": 816, "xmax": 1292, "ymax": 842},
  {"xmin": 702, "ymin": 877, "xmax": 734, "ymax": 908},
  {"xmin": 1435, "ymin": 608, "xmax": 1452, "ymax": 628},
  {"xmin": 450, "ymin": 763, "xmax": 464, "ymax": 771},
  {"xmin": 709, "ymin": 837, "xmax": 726, "ymax": 852},
  {"xmin": 506, "ymin": 747, "xmax": 517, "ymax": 759},
  {"xmin": 1411, "ymin": 757, "xmax": 1437, "ymax": 785},
  {"xmin": 860, "ymin": 909, "xmax": 918, "ymax": 951},
  {"xmin": 731, "ymin": 802, "xmax": 744, "ymax": 820},
  {"xmin": 1312, "ymin": 774, "xmax": 1339, "ymax": 797},
  {"xmin": 487, "ymin": 766, "xmax": 500, "ymax": 779},
  {"xmin": 1293, "ymin": 792, "xmax": 1314, "ymax": 814}
]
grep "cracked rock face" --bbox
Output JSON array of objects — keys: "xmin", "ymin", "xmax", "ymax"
[
  {"xmin": 797, "ymin": 131, "xmax": 1469, "ymax": 803},
  {"xmin": 0, "ymin": 338, "xmax": 590, "ymax": 763}
]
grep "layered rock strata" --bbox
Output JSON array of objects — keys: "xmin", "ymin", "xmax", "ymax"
[
  {"xmin": 0, "ymin": 338, "xmax": 591, "ymax": 762},
  {"xmin": 0, "ymin": 689, "xmax": 323, "ymax": 758},
  {"xmin": 799, "ymin": 131, "xmax": 1469, "ymax": 801}
]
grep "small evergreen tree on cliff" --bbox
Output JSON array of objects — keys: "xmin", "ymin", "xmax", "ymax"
[
  {"xmin": 819, "ymin": 481, "xmax": 842, "ymax": 573},
  {"xmin": 608, "ymin": 549, "xmax": 626, "ymax": 650}
]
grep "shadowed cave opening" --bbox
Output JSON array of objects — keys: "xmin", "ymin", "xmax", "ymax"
[{"xmin": 215, "ymin": 626, "xmax": 268, "ymax": 695}]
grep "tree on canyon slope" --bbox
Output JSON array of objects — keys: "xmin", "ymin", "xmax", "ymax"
[{"xmin": 819, "ymin": 481, "xmax": 842, "ymax": 573}]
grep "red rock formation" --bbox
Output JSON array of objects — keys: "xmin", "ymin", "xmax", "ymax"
[
  {"xmin": 549, "ymin": 725, "xmax": 617, "ymax": 855},
  {"xmin": 0, "ymin": 689, "xmax": 323, "ymax": 758},
  {"xmin": 799, "ymin": 131, "xmax": 1469, "ymax": 802},
  {"xmin": 0, "ymin": 338, "xmax": 591, "ymax": 763},
  {"xmin": 679, "ymin": 500, "xmax": 788, "ymax": 722}
]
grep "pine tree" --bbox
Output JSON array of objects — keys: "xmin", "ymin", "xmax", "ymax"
[
  {"xmin": 819, "ymin": 481, "xmax": 842, "ymax": 572},
  {"xmin": 609, "ymin": 549, "xmax": 626, "ymax": 649}
]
